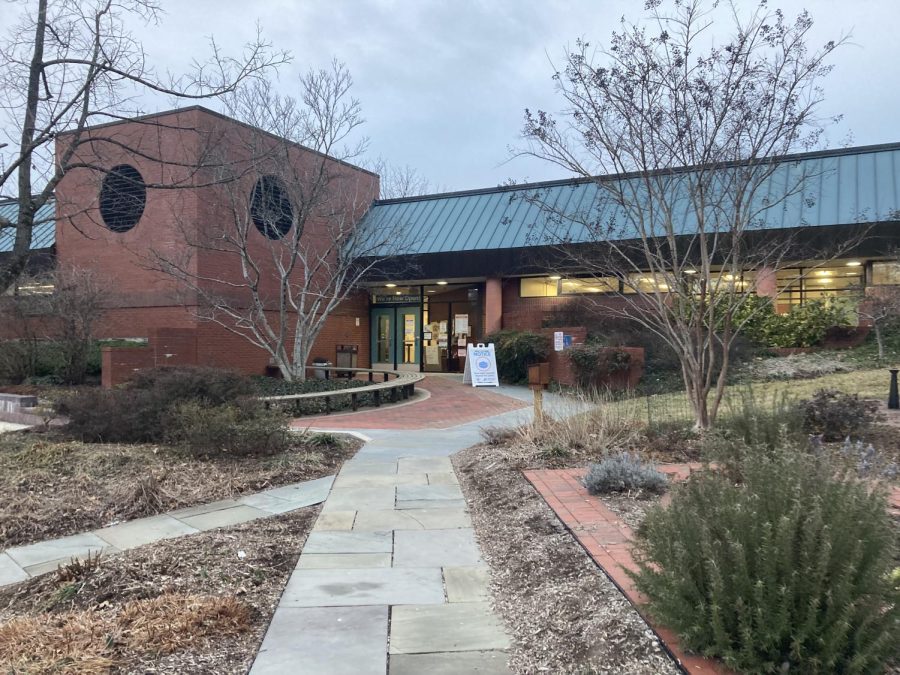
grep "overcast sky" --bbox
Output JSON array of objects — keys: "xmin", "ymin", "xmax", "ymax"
[{"xmin": 27, "ymin": 0, "xmax": 900, "ymax": 193}]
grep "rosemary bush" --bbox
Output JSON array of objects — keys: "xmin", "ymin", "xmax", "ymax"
[{"xmin": 632, "ymin": 450, "xmax": 899, "ymax": 672}]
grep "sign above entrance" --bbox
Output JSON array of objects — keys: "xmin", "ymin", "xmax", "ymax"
[
  {"xmin": 463, "ymin": 343, "xmax": 499, "ymax": 388},
  {"xmin": 373, "ymin": 294, "xmax": 420, "ymax": 304}
]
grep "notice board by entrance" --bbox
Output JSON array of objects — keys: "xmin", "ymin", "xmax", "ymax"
[{"xmin": 463, "ymin": 343, "xmax": 499, "ymax": 387}]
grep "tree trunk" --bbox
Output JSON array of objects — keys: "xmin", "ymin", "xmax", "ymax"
[{"xmin": 874, "ymin": 323, "xmax": 885, "ymax": 361}]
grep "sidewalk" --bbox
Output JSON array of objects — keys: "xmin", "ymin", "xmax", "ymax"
[
  {"xmin": 251, "ymin": 387, "xmax": 585, "ymax": 674},
  {"xmin": 0, "ymin": 475, "xmax": 335, "ymax": 588},
  {"xmin": 293, "ymin": 376, "xmax": 529, "ymax": 430}
]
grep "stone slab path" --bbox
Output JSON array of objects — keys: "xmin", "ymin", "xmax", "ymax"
[
  {"xmin": 252, "ymin": 386, "xmax": 589, "ymax": 674},
  {"xmin": 0, "ymin": 475, "xmax": 335, "ymax": 588}
]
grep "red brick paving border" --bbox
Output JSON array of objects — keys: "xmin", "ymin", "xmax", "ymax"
[
  {"xmin": 525, "ymin": 465, "xmax": 729, "ymax": 675},
  {"xmin": 292, "ymin": 376, "xmax": 528, "ymax": 430},
  {"xmin": 525, "ymin": 465, "xmax": 900, "ymax": 675}
]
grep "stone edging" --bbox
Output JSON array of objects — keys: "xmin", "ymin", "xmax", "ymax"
[{"xmin": 0, "ymin": 474, "xmax": 336, "ymax": 589}]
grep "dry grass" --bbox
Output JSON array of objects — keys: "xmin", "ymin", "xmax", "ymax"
[
  {"xmin": 0, "ymin": 594, "xmax": 252, "ymax": 673},
  {"xmin": 0, "ymin": 508, "xmax": 317, "ymax": 674},
  {"xmin": 0, "ymin": 431, "xmax": 358, "ymax": 549}
]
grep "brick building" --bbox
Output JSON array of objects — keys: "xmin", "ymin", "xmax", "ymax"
[{"xmin": 2, "ymin": 106, "xmax": 900, "ymax": 380}]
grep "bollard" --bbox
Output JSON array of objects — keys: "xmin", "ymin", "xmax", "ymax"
[{"xmin": 889, "ymin": 369, "xmax": 899, "ymax": 410}]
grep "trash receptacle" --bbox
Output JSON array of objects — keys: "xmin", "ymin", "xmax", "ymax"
[{"xmin": 312, "ymin": 358, "xmax": 332, "ymax": 380}]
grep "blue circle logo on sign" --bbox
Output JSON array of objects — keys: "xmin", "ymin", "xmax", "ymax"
[{"xmin": 476, "ymin": 358, "xmax": 490, "ymax": 370}]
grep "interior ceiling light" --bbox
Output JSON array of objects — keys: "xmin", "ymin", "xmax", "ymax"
[
  {"xmin": 436, "ymin": 280, "xmax": 448, "ymax": 285},
  {"xmin": 816, "ymin": 270, "xmax": 832, "ymax": 276},
  {"xmin": 549, "ymin": 275, "xmax": 562, "ymax": 280},
  {"xmin": 846, "ymin": 261, "xmax": 862, "ymax": 266},
  {"xmin": 684, "ymin": 269, "xmax": 698, "ymax": 274},
  {"xmin": 395, "ymin": 291, "xmax": 402, "ymax": 295},
  {"xmin": 385, "ymin": 283, "xmax": 397, "ymax": 288}
]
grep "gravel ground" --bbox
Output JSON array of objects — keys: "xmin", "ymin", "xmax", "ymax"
[
  {"xmin": 0, "ymin": 508, "xmax": 316, "ymax": 673},
  {"xmin": 453, "ymin": 443, "xmax": 679, "ymax": 675}
]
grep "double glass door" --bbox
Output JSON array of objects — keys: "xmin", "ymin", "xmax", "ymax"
[{"xmin": 371, "ymin": 306, "xmax": 420, "ymax": 369}]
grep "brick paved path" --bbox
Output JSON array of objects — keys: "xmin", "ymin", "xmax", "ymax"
[{"xmin": 292, "ymin": 376, "xmax": 528, "ymax": 430}]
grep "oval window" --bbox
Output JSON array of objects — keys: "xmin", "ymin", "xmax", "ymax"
[
  {"xmin": 250, "ymin": 175, "xmax": 293, "ymax": 239},
  {"xmin": 99, "ymin": 164, "xmax": 146, "ymax": 233}
]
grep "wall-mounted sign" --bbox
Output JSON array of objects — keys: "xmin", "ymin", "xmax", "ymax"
[
  {"xmin": 463, "ymin": 343, "xmax": 499, "ymax": 387},
  {"xmin": 373, "ymin": 294, "xmax": 420, "ymax": 304},
  {"xmin": 554, "ymin": 331, "xmax": 564, "ymax": 352}
]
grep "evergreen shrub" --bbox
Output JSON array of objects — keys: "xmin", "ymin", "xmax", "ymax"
[
  {"xmin": 567, "ymin": 342, "xmax": 632, "ymax": 390},
  {"xmin": 483, "ymin": 330, "xmax": 549, "ymax": 383},
  {"xmin": 632, "ymin": 450, "xmax": 900, "ymax": 672}
]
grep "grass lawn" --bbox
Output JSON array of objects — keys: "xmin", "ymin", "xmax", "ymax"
[{"xmin": 613, "ymin": 368, "xmax": 894, "ymax": 425}]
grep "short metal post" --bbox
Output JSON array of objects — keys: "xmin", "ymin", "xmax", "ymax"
[
  {"xmin": 351, "ymin": 392, "xmax": 358, "ymax": 411},
  {"xmin": 324, "ymin": 396, "xmax": 331, "ymax": 415},
  {"xmin": 889, "ymin": 369, "xmax": 899, "ymax": 410}
]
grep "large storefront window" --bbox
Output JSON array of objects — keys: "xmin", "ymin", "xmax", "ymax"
[
  {"xmin": 775, "ymin": 264, "xmax": 863, "ymax": 308},
  {"xmin": 520, "ymin": 276, "xmax": 619, "ymax": 296}
]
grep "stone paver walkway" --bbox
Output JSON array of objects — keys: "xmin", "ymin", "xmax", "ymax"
[
  {"xmin": 293, "ymin": 376, "xmax": 529, "ymax": 430},
  {"xmin": 252, "ymin": 386, "xmax": 586, "ymax": 674},
  {"xmin": 0, "ymin": 475, "xmax": 335, "ymax": 588}
]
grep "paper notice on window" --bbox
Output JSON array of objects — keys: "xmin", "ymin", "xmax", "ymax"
[{"xmin": 454, "ymin": 314, "xmax": 469, "ymax": 335}]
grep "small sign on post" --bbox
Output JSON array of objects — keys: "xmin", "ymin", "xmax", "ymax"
[
  {"xmin": 463, "ymin": 343, "xmax": 499, "ymax": 387},
  {"xmin": 528, "ymin": 362, "xmax": 551, "ymax": 424}
]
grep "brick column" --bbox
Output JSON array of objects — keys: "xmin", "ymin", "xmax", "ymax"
[
  {"xmin": 485, "ymin": 277, "xmax": 503, "ymax": 335},
  {"xmin": 755, "ymin": 266, "xmax": 777, "ymax": 298}
]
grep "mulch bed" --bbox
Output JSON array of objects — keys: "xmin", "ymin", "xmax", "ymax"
[
  {"xmin": 0, "ymin": 429, "xmax": 359, "ymax": 549},
  {"xmin": 0, "ymin": 507, "xmax": 316, "ymax": 673},
  {"xmin": 453, "ymin": 443, "xmax": 678, "ymax": 674}
]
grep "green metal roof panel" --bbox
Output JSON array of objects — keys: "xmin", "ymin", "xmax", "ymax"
[
  {"xmin": 362, "ymin": 144, "xmax": 900, "ymax": 256},
  {"xmin": 0, "ymin": 199, "xmax": 55, "ymax": 252}
]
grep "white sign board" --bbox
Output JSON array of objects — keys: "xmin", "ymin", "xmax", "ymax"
[
  {"xmin": 553, "ymin": 331, "xmax": 564, "ymax": 352},
  {"xmin": 462, "ymin": 343, "xmax": 500, "ymax": 387}
]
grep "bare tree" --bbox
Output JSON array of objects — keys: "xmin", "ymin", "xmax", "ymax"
[
  {"xmin": 519, "ymin": 0, "xmax": 856, "ymax": 429},
  {"xmin": 0, "ymin": 0, "xmax": 287, "ymax": 293},
  {"xmin": 365, "ymin": 157, "xmax": 436, "ymax": 199},
  {"xmin": 151, "ymin": 64, "xmax": 412, "ymax": 381}
]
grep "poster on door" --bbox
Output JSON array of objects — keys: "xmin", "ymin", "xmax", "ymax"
[{"xmin": 462, "ymin": 343, "xmax": 499, "ymax": 387}]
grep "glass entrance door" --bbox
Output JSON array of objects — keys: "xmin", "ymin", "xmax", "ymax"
[{"xmin": 370, "ymin": 306, "xmax": 420, "ymax": 370}]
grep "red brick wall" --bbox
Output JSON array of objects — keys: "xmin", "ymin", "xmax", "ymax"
[{"xmin": 101, "ymin": 346, "xmax": 154, "ymax": 387}]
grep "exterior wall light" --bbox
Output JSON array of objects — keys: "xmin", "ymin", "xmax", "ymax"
[
  {"xmin": 684, "ymin": 269, "xmax": 698, "ymax": 274},
  {"xmin": 385, "ymin": 283, "xmax": 397, "ymax": 288},
  {"xmin": 436, "ymin": 281, "xmax": 448, "ymax": 285},
  {"xmin": 549, "ymin": 275, "xmax": 562, "ymax": 280}
]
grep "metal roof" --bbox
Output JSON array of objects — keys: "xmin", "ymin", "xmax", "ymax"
[
  {"xmin": 0, "ymin": 199, "xmax": 56, "ymax": 252},
  {"xmin": 361, "ymin": 143, "xmax": 900, "ymax": 256}
]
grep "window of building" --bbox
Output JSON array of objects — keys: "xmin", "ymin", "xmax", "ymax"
[
  {"xmin": 519, "ymin": 277, "xmax": 559, "ymax": 297},
  {"xmin": 775, "ymin": 264, "xmax": 863, "ymax": 309},
  {"xmin": 99, "ymin": 164, "xmax": 146, "ymax": 233},
  {"xmin": 559, "ymin": 277, "xmax": 618, "ymax": 294},
  {"xmin": 250, "ymin": 175, "xmax": 293, "ymax": 239},
  {"xmin": 872, "ymin": 261, "xmax": 900, "ymax": 285}
]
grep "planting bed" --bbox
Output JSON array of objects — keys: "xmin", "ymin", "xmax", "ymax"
[
  {"xmin": 0, "ymin": 508, "xmax": 316, "ymax": 673},
  {"xmin": 0, "ymin": 429, "xmax": 358, "ymax": 549},
  {"xmin": 453, "ymin": 442, "xmax": 678, "ymax": 674}
]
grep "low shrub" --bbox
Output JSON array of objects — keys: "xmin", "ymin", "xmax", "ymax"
[
  {"xmin": 831, "ymin": 437, "xmax": 899, "ymax": 480},
  {"xmin": 57, "ymin": 366, "xmax": 254, "ymax": 444},
  {"xmin": 582, "ymin": 452, "xmax": 667, "ymax": 495},
  {"xmin": 567, "ymin": 343, "xmax": 632, "ymax": 390},
  {"xmin": 750, "ymin": 299, "xmax": 852, "ymax": 349},
  {"xmin": 166, "ymin": 400, "xmax": 291, "ymax": 457},
  {"xmin": 632, "ymin": 450, "xmax": 900, "ymax": 672},
  {"xmin": 483, "ymin": 330, "xmax": 549, "ymax": 383},
  {"xmin": 797, "ymin": 388, "xmax": 880, "ymax": 441}
]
